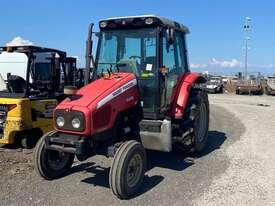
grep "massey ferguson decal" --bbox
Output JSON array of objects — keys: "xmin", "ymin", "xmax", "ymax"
[{"xmin": 97, "ymin": 79, "xmax": 137, "ymax": 109}]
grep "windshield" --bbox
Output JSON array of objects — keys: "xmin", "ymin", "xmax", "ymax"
[
  {"xmin": 96, "ymin": 28, "xmax": 157, "ymax": 77},
  {"xmin": 31, "ymin": 52, "xmax": 53, "ymax": 82},
  {"xmin": 0, "ymin": 51, "xmax": 59, "ymax": 95},
  {"xmin": 0, "ymin": 52, "xmax": 28, "ymax": 92},
  {"xmin": 96, "ymin": 28, "xmax": 158, "ymax": 114},
  {"xmin": 0, "ymin": 52, "xmax": 28, "ymax": 80}
]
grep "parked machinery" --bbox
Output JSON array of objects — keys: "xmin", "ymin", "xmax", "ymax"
[
  {"xmin": 34, "ymin": 15, "xmax": 209, "ymax": 199},
  {"xmin": 204, "ymin": 75, "xmax": 223, "ymax": 93},
  {"xmin": 0, "ymin": 46, "xmax": 80, "ymax": 148},
  {"xmin": 265, "ymin": 76, "xmax": 275, "ymax": 95}
]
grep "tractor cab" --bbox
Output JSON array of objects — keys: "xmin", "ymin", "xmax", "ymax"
[
  {"xmin": 0, "ymin": 46, "xmax": 77, "ymax": 99},
  {"xmin": 88, "ymin": 15, "xmax": 190, "ymax": 119}
]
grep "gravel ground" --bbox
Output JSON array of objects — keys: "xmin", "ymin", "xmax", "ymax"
[
  {"xmin": 0, "ymin": 94, "xmax": 274, "ymax": 206},
  {"xmin": 194, "ymin": 94, "xmax": 275, "ymax": 206}
]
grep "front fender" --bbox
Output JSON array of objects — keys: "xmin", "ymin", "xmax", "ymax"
[{"xmin": 170, "ymin": 72, "xmax": 206, "ymax": 119}]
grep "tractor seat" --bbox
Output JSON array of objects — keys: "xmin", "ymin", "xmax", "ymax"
[
  {"xmin": 7, "ymin": 75, "xmax": 27, "ymax": 93},
  {"xmin": 116, "ymin": 59, "xmax": 139, "ymax": 76}
]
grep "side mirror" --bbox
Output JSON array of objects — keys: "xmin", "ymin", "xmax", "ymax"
[
  {"xmin": 166, "ymin": 28, "xmax": 174, "ymax": 45},
  {"xmin": 64, "ymin": 86, "xmax": 77, "ymax": 96},
  {"xmin": 95, "ymin": 32, "xmax": 100, "ymax": 37}
]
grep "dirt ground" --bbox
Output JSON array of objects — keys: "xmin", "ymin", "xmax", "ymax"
[{"xmin": 0, "ymin": 94, "xmax": 275, "ymax": 206}]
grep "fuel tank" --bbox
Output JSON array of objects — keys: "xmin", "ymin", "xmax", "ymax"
[{"xmin": 54, "ymin": 73, "xmax": 139, "ymax": 136}]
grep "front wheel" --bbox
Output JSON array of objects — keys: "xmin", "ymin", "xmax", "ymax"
[
  {"xmin": 109, "ymin": 140, "xmax": 147, "ymax": 199},
  {"xmin": 34, "ymin": 131, "xmax": 75, "ymax": 180}
]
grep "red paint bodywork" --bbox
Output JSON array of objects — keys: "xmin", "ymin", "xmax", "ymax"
[
  {"xmin": 170, "ymin": 72, "xmax": 202, "ymax": 119},
  {"xmin": 54, "ymin": 71, "xmax": 203, "ymax": 136},
  {"xmin": 54, "ymin": 73, "xmax": 139, "ymax": 136}
]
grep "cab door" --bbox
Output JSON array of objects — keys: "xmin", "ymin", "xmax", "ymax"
[{"xmin": 160, "ymin": 30, "xmax": 186, "ymax": 111}]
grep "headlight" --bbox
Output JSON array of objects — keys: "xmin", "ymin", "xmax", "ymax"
[
  {"xmin": 72, "ymin": 117, "xmax": 81, "ymax": 129},
  {"xmin": 56, "ymin": 116, "xmax": 65, "ymax": 127},
  {"xmin": 100, "ymin": 21, "xmax": 107, "ymax": 28}
]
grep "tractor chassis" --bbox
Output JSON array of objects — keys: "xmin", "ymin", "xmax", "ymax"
[
  {"xmin": 45, "ymin": 118, "xmax": 195, "ymax": 162},
  {"xmin": 45, "ymin": 131, "xmax": 120, "ymax": 161}
]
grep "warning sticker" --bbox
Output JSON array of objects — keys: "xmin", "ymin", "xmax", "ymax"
[{"xmin": 146, "ymin": 64, "xmax": 153, "ymax": 71}]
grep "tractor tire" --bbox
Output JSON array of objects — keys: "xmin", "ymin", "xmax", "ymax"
[
  {"xmin": 109, "ymin": 140, "xmax": 147, "ymax": 199},
  {"xmin": 184, "ymin": 89, "xmax": 209, "ymax": 153},
  {"xmin": 34, "ymin": 131, "xmax": 75, "ymax": 180},
  {"xmin": 219, "ymin": 86, "xmax": 224, "ymax": 93},
  {"xmin": 19, "ymin": 129, "xmax": 42, "ymax": 149},
  {"xmin": 21, "ymin": 136, "xmax": 38, "ymax": 149}
]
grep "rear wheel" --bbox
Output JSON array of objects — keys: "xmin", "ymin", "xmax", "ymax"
[
  {"xmin": 21, "ymin": 136, "xmax": 38, "ymax": 149},
  {"xmin": 219, "ymin": 86, "xmax": 224, "ymax": 93},
  {"xmin": 182, "ymin": 89, "xmax": 209, "ymax": 153},
  {"xmin": 18, "ymin": 129, "xmax": 42, "ymax": 149},
  {"xmin": 109, "ymin": 140, "xmax": 147, "ymax": 199},
  {"xmin": 34, "ymin": 131, "xmax": 75, "ymax": 180}
]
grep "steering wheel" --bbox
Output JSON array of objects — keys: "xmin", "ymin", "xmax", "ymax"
[{"xmin": 129, "ymin": 55, "xmax": 142, "ymax": 60}]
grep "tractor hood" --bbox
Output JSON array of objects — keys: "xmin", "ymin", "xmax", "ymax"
[
  {"xmin": 59, "ymin": 73, "xmax": 135, "ymax": 108},
  {"xmin": 55, "ymin": 72, "xmax": 139, "ymax": 136}
]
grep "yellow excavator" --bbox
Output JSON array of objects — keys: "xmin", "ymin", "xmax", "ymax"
[{"xmin": 0, "ymin": 45, "xmax": 78, "ymax": 148}]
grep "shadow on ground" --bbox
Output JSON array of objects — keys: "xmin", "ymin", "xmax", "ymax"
[
  {"xmin": 70, "ymin": 130, "xmax": 226, "ymax": 198},
  {"xmin": 197, "ymin": 130, "xmax": 227, "ymax": 157}
]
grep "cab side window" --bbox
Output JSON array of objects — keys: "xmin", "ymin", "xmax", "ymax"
[
  {"xmin": 162, "ymin": 38, "xmax": 176, "ymax": 72},
  {"xmin": 162, "ymin": 30, "xmax": 186, "ymax": 105},
  {"xmin": 175, "ymin": 32, "xmax": 186, "ymax": 73},
  {"xmin": 162, "ymin": 31, "xmax": 185, "ymax": 74}
]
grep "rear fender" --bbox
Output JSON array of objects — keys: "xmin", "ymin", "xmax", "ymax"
[{"xmin": 170, "ymin": 72, "xmax": 206, "ymax": 119}]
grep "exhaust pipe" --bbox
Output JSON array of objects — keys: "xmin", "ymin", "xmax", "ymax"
[
  {"xmin": 64, "ymin": 86, "xmax": 77, "ymax": 96},
  {"xmin": 84, "ymin": 23, "xmax": 95, "ymax": 85}
]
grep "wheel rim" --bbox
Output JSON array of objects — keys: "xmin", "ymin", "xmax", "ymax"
[
  {"xmin": 197, "ymin": 102, "xmax": 208, "ymax": 142},
  {"xmin": 47, "ymin": 150, "xmax": 70, "ymax": 171},
  {"xmin": 126, "ymin": 153, "xmax": 143, "ymax": 188}
]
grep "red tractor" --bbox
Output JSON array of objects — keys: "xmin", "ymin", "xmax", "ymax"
[{"xmin": 34, "ymin": 15, "xmax": 209, "ymax": 199}]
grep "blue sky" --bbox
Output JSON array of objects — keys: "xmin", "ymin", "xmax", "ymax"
[{"xmin": 1, "ymin": 0, "xmax": 275, "ymax": 75}]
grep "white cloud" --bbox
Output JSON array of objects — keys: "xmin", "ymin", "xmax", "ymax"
[
  {"xmin": 190, "ymin": 63, "xmax": 207, "ymax": 69},
  {"xmin": 210, "ymin": 58, "xmax": 242, "ymax": 68},
  {"xmin": 262, "ymin": 64, "xmax": 274, "ymax": 69},
  {"xmin": 6, "ymin": 36, "xmax": 33, "ymax": 46},
  {"xmin": 190, "ymin": 58, "xmax": 243, "ymax": 70}
]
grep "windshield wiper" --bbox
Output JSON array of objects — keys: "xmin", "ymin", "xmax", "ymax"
[{"xmin": 97, "ymin": 62, "xmax": 126, "ymax": 74}]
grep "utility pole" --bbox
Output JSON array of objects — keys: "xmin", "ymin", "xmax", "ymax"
[{"xmin": 243, "ymin": 17, "xmax": 251, "ymax": 80}]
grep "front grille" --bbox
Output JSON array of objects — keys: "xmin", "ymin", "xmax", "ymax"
[
  {"xmin": 0, "ymin": 105, "xmax": 8, "ymax": 136},
  {"xmin": 54, "ymin": 109, "xmax": 85, "ymax": 132}
]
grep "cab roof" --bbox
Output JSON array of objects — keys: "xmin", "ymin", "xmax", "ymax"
[
  {"xmin": 99, "ymin": 15, "xmax": 190, "ymax": 33},
  {"xmin": 0, "ymin": 45, "xmax": 66, "ymax": 57}
]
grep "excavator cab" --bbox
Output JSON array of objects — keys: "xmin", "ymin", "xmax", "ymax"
[{"xmin": 0, "ymin": 46, "xmax": 79, "ymax": 148}]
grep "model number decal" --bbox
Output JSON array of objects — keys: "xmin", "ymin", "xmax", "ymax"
[
  {"xmin": 97, "ymin": 79, "xmax": 137, "ymax": 109},
  {"xmin": 126, "ymin": 96, "xmax": 134, "ymax": 102}
]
